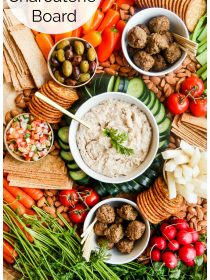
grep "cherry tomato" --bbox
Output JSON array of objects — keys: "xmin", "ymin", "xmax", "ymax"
[
  {"xmin": 59, "ymin": 189, "xmax": 79, "ymax": 207},
  {"xmin": 166, "ymin": 93, "xmax": 189, "ymax": 115},
  {"xmin": 80, "ymin": 187, "xmax": 100, "ymax": 207},
  {"xmin": 181, "ymin": 76, "xmax": 204, "ymax": 98},
  {"xmin": 189, "ymin": 98, "xmax": 207, "ymax": 117},
  {"xmin": 68, "ymin": 204, "xmax": 88, "ymax": 223}
]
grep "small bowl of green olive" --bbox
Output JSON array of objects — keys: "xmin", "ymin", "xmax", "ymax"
[{"xmin": 48, "ymin": 37, "xmax": 98, "ymax": 88}]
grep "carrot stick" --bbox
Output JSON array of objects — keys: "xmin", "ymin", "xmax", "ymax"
[
  {"xmin": 25, "ymin": 208, "xmax": 37, "ymax": 216},
  {"xmin": 12, "ymin": 217, "xmax": 34, "ymax": 243},
  {"xmin": 3, "ymin": 240, "xmax": 18, "ymax": 259},
  {"xmin": 3, "ymin": 253, "xmax": 15, "ymax": 264},
  {"xmin": 22, "ymin": 188, "xmax": 44, "ymax": 201},
  {"xmin": 3, "ymin": 188, "xmax": 26, "ymax": 216},
  {"xmin": 3, "ymin": 222, "xmax": 10, "ymax": 232},
  {"xmin": 4, "ymin": 178, "xmax": 35, "ymax": 209}
]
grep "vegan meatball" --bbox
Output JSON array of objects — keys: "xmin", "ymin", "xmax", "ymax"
[
  {"xmin": 127, "ymin": 26, "xmax": 147, "ymax": 49},
  {"xmin": 117, "ymin": 204, "xmax": 138, "ymax": 221},
  {"xmin": 162, "ymin": 31, "xmax": 174, "ymax": 45},
  {"xmin": 94, "ymin": 221, "xmax": 108, "ymax": 236},
  {"xmin": 97, "ymin": 237, "xmax": 114, "ymax": 250},
  {"xmin": 137, "ymin": 24, "xmax": 150, "ymax": 35},
  {"xmin": 127, "ymin": 45, "xmax": 137, "ymax": 57},
  {"xmin": 163, "ymin": 42, "xmax": 182, "ymax": 64},
  {"xmin": 104, "ymin": 224, "xmax": 124, "ymax": 243},
  {"xmin": 114, "ymin": 215, "xmax": 124, "ymax": 224},
  {"xmin": 145, "ymin": 33, "xmax": 169, "ymax": 55},
  {"xmin": 152, "ymin": 54, "xmax": 167, "ymax": 71},
  {"xmin": 148, "ymin": 16, "xmax": 170, "ymax": 34},
  {"xmin": 133, "ymin": 51, "xmax": 154, "ymax": 71},
  {"xmin": 125, "ymin": 220, "xmax": 146, "ymax": 241},
  {"xmin": 116, "ymin": 238, "xmax": 134, "ymax": 254},
  {"xmin": 96, "ymin": 204, "xmax": 115, "ymax": 224}
]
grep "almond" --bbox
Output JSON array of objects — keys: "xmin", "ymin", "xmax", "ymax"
[
  {"xmin": 37, "ymin": 197, "xmax": 46, "ymax": 208},
  {"xmin": 120, "ymin": 66, "xmax": 131, "ymax": 73},
  {"xmin": 110, "ymin": 64, "xmax": 120, "ymax": 71},
  {"xmin": 61, "ymin": 212, "xmax": 70, "ymax": 223},
  {"xmin": 55, "ymin": 201, "xmax": 62, "ymax": 207},
  {"xmin": 100, "ymin": 61, "xmax": 110, "ymax": 68},
  {"xmin": 109, "ymin": 54, "xmax": 115, "ymax": 64},
  {"xmin": 116, "ymin": 56, "xmax": 124, "ymax": 66},
  {"xmin": 46, "ymin": 196, "xmax": 54, "ymax": 206},
  {"xmin": 104, "ymin": 68, "xmax": 116, "ymax": 75},
  {"xmin": 150, "ymin": 76, "xmax": 161, "ymax": 85},
  {"xmin": 147, "ymin": 81, "xmax": 154, "ymax": 90},
  {"xmin": 5, "ymin": 111, "xmax": 12, "ymax": 124},
  {"xmin": 187, "ymin": 206, "xmax": 197, "ymax": 215},
  {"xmin": 129, "ymin": 6, "xmax": 135, "ymax": 15},
  {"xmin": 10, "ymin": 109, "xmax": 20, "ymax": 118},
  {"xmin": 160, "ymin": 78, "xmax": 166, "ymax": 87},
  {"xmin": 45, "ymin": 190, "xmax": 54, "ymax": 197},
  {"xmin": 56, "ymin": 218, "xmax": 64, "ymax": 227},
  {"xmin": 57, "ymin": 205, "xmax": 65, "ymax": 214}
]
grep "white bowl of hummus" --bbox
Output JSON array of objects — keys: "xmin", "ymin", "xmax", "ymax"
[{"xmin": 69, "ymin": 92, "xmax": 159, "ymax": 184}]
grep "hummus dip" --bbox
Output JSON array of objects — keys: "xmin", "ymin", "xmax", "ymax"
[{"xmin": 76, "ymin": 99, "xmax": 152, "ymax": 178}]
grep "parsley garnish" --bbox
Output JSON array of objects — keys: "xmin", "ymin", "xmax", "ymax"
[
  {"xmin": 24, "ymin": 133, "xmax": 31, "ymax": 139},
  {"xmin": 103, "ymin": 128, "xmax": 134, "ymax": 156}
]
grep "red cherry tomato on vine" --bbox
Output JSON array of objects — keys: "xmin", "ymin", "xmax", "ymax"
[
  {"xmin": 59, "ymin": 189, "xmax": 79, "ymax": 207},
  {"xmin": 68, "ymin": 204, "xmax": 88, "ymax": 223},
  {"xmin": 166, "ymin": 93, "xmax": 189, "ymax": 115},
  {"xmin": 181, "ymin": 76, "xmax": 204, "ymax": 98},
  {"xmin": 189, "ymin": 98, "xmax": 207, "ymax": 117},
  {"xmin": 81, "ymin": 187, "xmax": 100, "ymax": 207}
]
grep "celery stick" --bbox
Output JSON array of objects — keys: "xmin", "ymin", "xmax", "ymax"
[
  {"xmin": 198, "ymin": 37, "xmax": 207, "ymax": 47},
  {"xmin": 198, "ymin": 25, "xmax": 207, "ymax": 42},
  {"xmin": 201, "ymin": 70, "xmax": 207, "ymax": 81},
  {"xmin": 191, "ymin": 14, "xmax": 207, "ymax": 41},
  {"xmin": 196, "ymin": 63, "xmax": 207, "ymax": 77},
  {"xmin": 196, "ymin": 50, "xmax": 207, "ymax": 66},
  {"xmin": 197, "ymin": 42, "xmax": 207, "ymax": 54}
]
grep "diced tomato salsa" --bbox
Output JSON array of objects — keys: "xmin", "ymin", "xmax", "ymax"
[{"xmin": 6, "ymin": 114, "xmax": 52, "ymax": 161}]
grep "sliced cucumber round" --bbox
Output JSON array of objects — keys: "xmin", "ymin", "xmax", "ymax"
[
  {"xmin": 58, "ymin": 139, "xmax": 70, "ymax": 151},
  {"xmin": 58, "ymin": 127, "xmax": 69, "ymax": 144}
]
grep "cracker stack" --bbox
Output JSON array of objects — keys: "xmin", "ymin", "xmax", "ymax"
[
  {"xmin": 137, "ymin": 177, "xmax": 184, "ymax": 224},
  {"xmin": 4, "ymin": 154, "xmax": 73, "ymax": 189},
  {"xmin": 171, "ymin": 113, "xmax": 207, "ymax": 151},
  {"xmin": 135, "ymin": 0, "xmax": 207, "ymax": 32},
  {"xmin": 29, "ymin": 80, "xmax": 79, "ymax": 123}
]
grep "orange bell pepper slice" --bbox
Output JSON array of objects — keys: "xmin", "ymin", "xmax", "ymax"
[
  {"xmin": 101, "ymin": 0, "xmax": 115, "ymax": 13},
  {"xmin": 83, "ymin": 31, "xmax": 102, "ymax": 48},
  {"xmin": 54, "ymin": 32, "xmax": 73, "ymax": 43},
  {"xmin": 72, "ymin": 26, "xmax": 82, "ymax": 37},
  {"xmin": 35, "ymin": 33, "xmax": 54, "ymax": 60}
]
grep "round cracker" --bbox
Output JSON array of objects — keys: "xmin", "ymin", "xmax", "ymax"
[
  {"xmin": 185, "ymin": 0, "xmax": 206, "ymax": 32},
  {"xmin": 32, "ymin": 95, "xmax": 63, "ymax": 118},
  {"xmin": 175, "ymin": 0, "xmax": 184, "ymax": 19},
  {"xmin": 29, "ymin": 102, "xmax": 61, "ymax": 124},
  {"xmin": 48, "ymin": 80, "xmax": 78, "ymax": 102},
  {"xmin": 43, "ymin": 83, "xmax": 72, "ymax": 106},
  {"xmin": 139, "ymin": 192, "xmax": 161, "ymax": 224},
  {"xmin": 41, "ymin": 85, "xmax": 72, "ymax": 109},
  {"xmin": 137, "ymin": 194, "xmax": 160, "ymax": 224},
  {"xmin": 169, "ymin": 0, "xmax": 174, "ymax": 12},
  {"xmin": 145, "ymin": 188, "xmax": 168, "ymax": 220},
  {"xmin": 182, "ymin": 0, "xmax": 191, "ymax": 21}
]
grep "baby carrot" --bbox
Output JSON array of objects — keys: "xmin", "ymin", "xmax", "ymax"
[
  {"xmin": 11, "ymin": 217, "xmax": 34, "ymax": 243},
  {"xmin": 22, "ymin": 188, "xmax": 43, "ymax": 201},
  {"xmin": 3, "ymin": 240, "xmax": 18, "ymax": 259},
  {"xmin": 3, "ymin": 188, "xmax": 26, "ymax": 216},
  {"xmin": 3, "ymin": 222, "xmax": 10, "ymax": 232},
  {"xmin": 25, "ymin": 208, "xmax": 37, "ymax": 216},
  {"xmin": 4, "ymin": 178, "xmax": 35, "ymax": 209},
  {"xmin": 3, "ymin": 253, "xmax": 15, "ymax": 264}
]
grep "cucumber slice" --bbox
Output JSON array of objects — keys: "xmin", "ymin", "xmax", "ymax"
[
  {"xmin": 60, "ymin": 151, "xmax": 74, "ymax": 163},
  {"xmin": 113, "ymin": 76, "xmax": 120, "ymax": 92},
  {"xmin": 95, "ymin": 183, "xmax": 108, "ymax": 197},
  {"xmin": 155, "ymin": 103, "xmax": 166, "ymax": 124},
  {"xmin": 150, "ymin": 98, "xmax": 161, "ymax": 116},
  {"xmin": 106, "ymin": 183, "xmax": 120, "ymax": 196},
  {"xmin": 58, "ymin": 127, "xmax": 69, "ymax": 144},
  {"xmin": 158, "ymin": 139, "xmax": 169, "ymax": 151},
  {"xmin": 107, "ymin": 76, "xmax": 115, "ymax": 92},
  {"xmin": 58, "ymin": 139, "xmax": 69, "ymax": 151},
  {"xmin": 158, "ymin": 117, "xmax": 171, "ymax": 136},
  {"xmin": 135, "ymin": 175, "xmax": 153, "ymax": 188},
  {"xmin": 143, "ymin": 92, "xmax": 151, "ymax": 106},
  {"xmin": 123, "ymin": 78, "xmax": 129, "ymax": 93},
  {"xmin": 118, "ymin": 78, "xmax": 125, "ymax": 92},
  {"xmin": 126, "ymin": 78, "xmax": 145, "ymax": 99},
  {"xmin": 147, "ymin": 92, "xmax": 156, "ymax": 110},
  {"xmin": 143, "ymin": 169, "xmax": 159, "ymax": 179},
  {"xmin": 67, "ymin": 163, "xmax": 80, "ymax": 170},
  {"xmin": 77, "ymin": 176, "xmax": 90, "ymax": 185},
  {"xmin": 69, "ymin": 170, "xmax": 88, "ymax": 182}
]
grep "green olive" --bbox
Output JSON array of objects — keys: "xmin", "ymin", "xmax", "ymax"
[
  {"xmin": 78, "ymin": 73, "xmax": 91, "ymax": 83},
  {"xmin": 54, "ymin": 71, "xmax": 65, "ymax": 84},
  {"xmin": 62, "ymin": 60, "xmax": 73, "ymax": 77},
  {"xmin": 51, "ymin": 50, "xmax": 58, "ymax": 58},
  {"xmin": 74, "ymin": 41, "xmax": 85, "ymax": 55},
  {"xmin": 87, "ymin": 48, "xmax": 96, "ymax": 62},
  {"xmin": 80, "ymin": 60, "xmax": 89, "ymax": 73},
  {"xmin": 57, "ymin": 49, "xmax": 65, "ymax": 63},
  {"xmin": 56, "ymin": 40, "xmax": 70, "ymax": 50}
]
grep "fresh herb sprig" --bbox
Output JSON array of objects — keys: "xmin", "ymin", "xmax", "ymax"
[{"xmin": 103, "ymin": 128, "xmax": 134, "ymax": 156}]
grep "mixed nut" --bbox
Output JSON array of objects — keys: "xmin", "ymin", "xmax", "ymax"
[{"xmin": 49, "ymin": 39, "xmax": 97, "ymax": 86}]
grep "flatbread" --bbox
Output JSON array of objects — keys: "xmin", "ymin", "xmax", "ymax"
[{"xmin": 185, "ymin": 0, "xmax": 206, "ymax": 32}]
